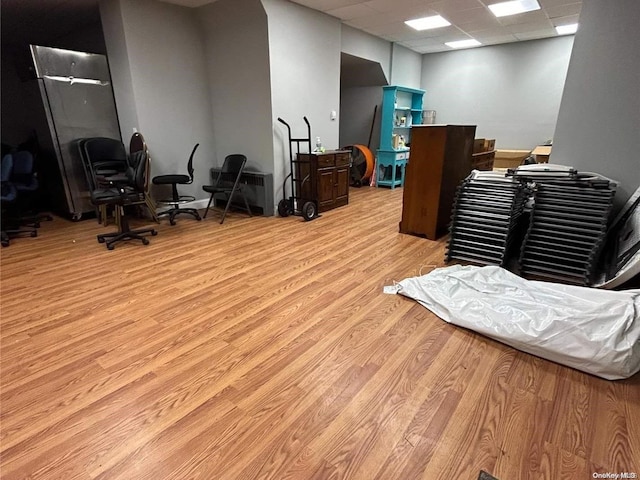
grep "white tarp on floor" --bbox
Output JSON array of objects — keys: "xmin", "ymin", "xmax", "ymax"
[{"xmin": 394, "ymin": 265, "xmax": 640, "ymax": 380}]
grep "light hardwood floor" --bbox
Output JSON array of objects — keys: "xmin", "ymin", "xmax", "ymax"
[{"xmin": 1, "ymin": 186, "xmax": 639, "ymax": 480}]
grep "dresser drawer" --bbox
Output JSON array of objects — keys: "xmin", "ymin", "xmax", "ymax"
[
  {"xmin": 317, "ymin": 155, "xmax": 336, "ymax": 168},
  {"xmin": 335, "ymin": 152, "xmax": 350, "ymax": 166}
]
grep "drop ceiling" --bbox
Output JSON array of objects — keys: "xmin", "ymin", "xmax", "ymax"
[{"xmin": 1, "ymin": 0, "xmax": 581, "ymax": 54}]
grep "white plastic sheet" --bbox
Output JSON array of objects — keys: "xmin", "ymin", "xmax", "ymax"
[{"xmin": 395, "ymin": 265, "xmax": 640, "ymax": 380}]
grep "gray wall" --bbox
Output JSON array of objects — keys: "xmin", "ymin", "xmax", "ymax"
[
  {"xmin": 341, "ymin": 25, "xmax": 391, "ymax": 83},
  {"xmin": 263, "ymin": 0, "xmax": 342, "ymax": 204},
  {"xmin": 421, "ymin": 36, "xmax": 574, "ymax": 149},
  {"xmin": 339, "ymin": 86, "xmax": 382, "ymax": 150},
  {"xmin": 199, "ymin": 0, "xmax": 273, "ymax": 175},
  {"xmin": 552, "ymin": 0, "xmax": 640, "ymax": 208},
  {"xmin": 101, "ymin": 0, "xmax": 215, "ymax": 203},
  {"xmin": 390, "ymin": 43, "xmax": 422, "ymax": 89}
]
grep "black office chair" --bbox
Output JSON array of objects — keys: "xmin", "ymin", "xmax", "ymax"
[
  {"xmin": 202, "ymin": 154, "xmax": 252, "ymax": 224},
  {"xmin": 85, "ymin": 149, "xmax": 157, "ymax": 250},
  {"xmin": 10, "ymin": 150, "xmax": 53, "ymax": 227},
  {"xmin": 1, "ymin": 154, "xmax": 38, "ymax": 247},
  {"xmin": 81, "ymin": 137, "xmax": 129, "ymax": 225},
  {"xmin": 152, "ymin": 143, "xmax": 202, "ymax": 225}
]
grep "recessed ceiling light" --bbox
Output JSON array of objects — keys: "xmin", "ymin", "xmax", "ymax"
[
  {"xmin": 445, "ymin": 39, "xmax": 482, "ymax": 49},
  {"xmin": 405, "ymin": 15, "xmax": 451, "ymax": 31},
  {"xmin": 556, "ymin": 23, "xmax": 578, "ymax": 35},
  {"xmin": 488, "ymin": 0, "xmax": 540, "ymax": 17}
]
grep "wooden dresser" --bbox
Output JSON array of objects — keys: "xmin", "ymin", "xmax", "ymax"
[
  {"xmin": 297, "ymin": 150, "xmax": 350, "ymax": 212},
  {"xmin": 400, "ymin": 125, "xmax": 476, "ymax": 240}
]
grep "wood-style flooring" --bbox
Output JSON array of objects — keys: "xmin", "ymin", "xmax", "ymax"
[{"xmin": 1, "ymin": 186, "xmax": 639, "ymax": 479}]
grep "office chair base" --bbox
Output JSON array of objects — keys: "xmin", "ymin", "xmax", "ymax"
[
  {"xmin": 157, "ymin": 207, "xmax": 202, "ymax": 225},
  {"xmin": 96, "ymin": 212, "xmax": 157, "ymax": 250}
]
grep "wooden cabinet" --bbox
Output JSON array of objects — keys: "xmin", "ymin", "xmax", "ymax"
[
  {"xmin": 297, "ymin": 150, "xmax": 350, "ymax": 212},
  {"xmin": 376, "ymin": 85, "xmax": 425, "ymax": 188},
  {"xmin": 400, "ymin": 125, "xmax": 476, "ymax": 240}
]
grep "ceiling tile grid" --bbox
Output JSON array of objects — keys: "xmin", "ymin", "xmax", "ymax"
[{"xmin": 292, "ymin": 0, "xmax": 582, "ymax": 53}]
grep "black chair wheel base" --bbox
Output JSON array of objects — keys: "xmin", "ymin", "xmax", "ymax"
[
  {"xmin": 107, "ymin": 244, "xmax": 115, "ymax": 250},
  {"xmin": 151, "ymin": 230, "xmax": 158, "ymax": 236},
  {"xmin": 98, "ymin": 236, "xmax": 106, "ymax": 243},
  {"xmin": 142, "ymin": 238, "xmax": 150, "ymax": 245}
]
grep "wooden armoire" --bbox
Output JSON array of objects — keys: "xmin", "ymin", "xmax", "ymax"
[{"xmin": 399, "ymin": 124, "xmax": 476, "ymax": 240}]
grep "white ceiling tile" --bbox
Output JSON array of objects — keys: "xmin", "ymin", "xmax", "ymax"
[
  {"xmin": 545, "ymin": 3, "xmax": 581, "ymax": 18},
  {"xmin": 514, "ymin": 29, "xmax": 557, "ymax": 40},
  {"xmin": 551, "ymin": 14, "xmax": 580, "ymax": 26},
  {"xmin": 289, "ymin": 0, "xmax": 363, "ymax": 12},
  {"xmin": 326, "ymin": 3, "xmax": 379, "ymax": 20},
  {"xmin": 497, "ymin": 9, "xmax": 549, "ymax": 26},
  {"xmin": 507, "ymin": 20, "xmax": 554, "ymax": 34},
  {"xmin": 364, "ymin": 0, "xmax": 435, "ymax": 14}
]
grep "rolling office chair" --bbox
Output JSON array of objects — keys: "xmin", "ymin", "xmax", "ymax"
[
  {"xmin": 85, "ymin": 149, "xmax": 157, "ymax": 250},
  {"xmin": 1, "ymin": 154, "xmax": 38, "ymax": 247},
  {"xmin": 9, "ymin": 150, "xmax": 53, "ymax": 227},
  {"xmin": 202, "ymin": 154, "xmax": 252, "ymax": 224},
  {"xmin": 152, "ymin": 143, "xmax": 202, "ymax": 225},
  {"xmin": 81, "ymin": 137, "xmax": 129, "ymax": 225}
]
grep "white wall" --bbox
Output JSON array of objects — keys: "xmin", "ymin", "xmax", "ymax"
[
  {"xmin": 552, "ymin": 0, "xmax": 640, "ymax": 209},
  {"xmin": 262, "ymin": 0, "xmax": 342, "ymax": 204},
  {"xmin": 390, "ymin": 43, "xmax": 422, "ymax": 89},
  {"xmin": 198, "ymin": 0, "xmax": 273, "ymax": 175},
  {"xmin": 421, "ymin": 36, "xmax": 574, "ymax": 149},
  {"xmin": 102, "ymin": 0, "xmax": 215, "ymax": 202},
  {"xmin": 341, "ymin": 25, "xmax": 391, "ymax": 83}
]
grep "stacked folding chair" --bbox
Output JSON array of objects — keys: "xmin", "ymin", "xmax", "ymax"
[
  {"xmin": 510, "ymin": 165, "xmax": 616, "ymax": 285},
  {"xmin": 446, "ymin": 171, "xmax": 530, "ymax": 267}
]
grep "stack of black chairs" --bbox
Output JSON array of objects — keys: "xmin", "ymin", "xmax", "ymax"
[
  {"xmin": 78, "ymin": 137, "xmax": 157, "ymax": 250},
  {"xmin": 446, "ymin": 165, "xmax": 617, "ymax": 286},
  {"xmin": 446, "ymin": 171, "xmax": 530, "ymax": 267},
  {"xmin": 512, "ymin": 167, "xmax": 616, "ymax": 285}
]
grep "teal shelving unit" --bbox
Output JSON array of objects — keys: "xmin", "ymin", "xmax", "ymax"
[{"xmin": 376, "ymin": 85, "xmax": 425, "ymax": 188}]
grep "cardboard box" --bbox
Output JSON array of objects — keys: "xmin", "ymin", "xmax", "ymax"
[
  {"xmin": 473, "ymin": 138, "xmax": 485, "ymax": 154},
  {"xmin": 532, "ymin": 145, "xmax": 552, "ymax": 163},
  {"xmin": 484, "ymin": 138, "xmax": 496, "ymax": 151},
  {"xmin": 493, "ymin": 149, "xmax": 530, "ymax": 169}
]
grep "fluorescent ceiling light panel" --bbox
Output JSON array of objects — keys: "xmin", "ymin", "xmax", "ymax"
[
  {"xmin": 405, "ymin": 15, "xmax": 451, "ymax": 31},
  {"xmin": 488, "ymin": 0, "xmax": 540, "ymax": 17},
  {"xmin": 556, "ymin": 23, "xmax": 578, "ymax": 35},
  {"xmin": 445, "ymin": 39, "xmax": 482, "ymax": 49}
]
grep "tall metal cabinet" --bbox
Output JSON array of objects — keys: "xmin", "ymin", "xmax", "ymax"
[{"xmin": 376, "ymin": 85, "xmax": 425, "ymax": 188}]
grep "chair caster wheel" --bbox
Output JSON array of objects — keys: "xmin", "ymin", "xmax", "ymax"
[
  {"xmin": 31, "ymin": 231, "xmax": 38, "ymax": 237},
  {"xmin": 107, "ymin": 244, "xmax": 115, "ymax": 250},
  {"xmin": 170, "ymin": 220, "xmax": 176, "ymax": 226},
  {"xmin": 34, "ymin": 222, "xmax": 41, "ymax": 228},
  {"xmin": 2, "ymin": 241, "xmax": 9, "ymax": 247},
  {"xmin": 142, "ymin": 238, "xmax": 150, "ymax": 245},
  {"xmin": 151, "ymin": 230, "xmax": 158, "ymax": 236},
  {"xmin": 98, "ymin": 237, "xmax": 106, "ymax": 243}
]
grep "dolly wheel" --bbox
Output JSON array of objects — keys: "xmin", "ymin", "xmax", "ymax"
[
  {"xmin": 278, "ymin": 199, "xmax": 290, "ymax": 217},
  {"xmin": 302, "ymin": 201, "xmax": 317, "ymax": 221}
]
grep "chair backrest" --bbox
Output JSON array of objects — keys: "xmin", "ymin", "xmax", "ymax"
[
  {"xmin": 84, "ymin": 137, "xmax": 127, "ymax": 162},
  {"xmin": 10, "ymin": 151, "xmax": 34, "ymax": 176},
  {"xmin": 1, "ymin": 154, "xmax": 16, "ymax": 202},
  {"xmin": 186, "ymin": 143, "xmax": 199, "ymax": 180},
  {"xmin": 129, "ymin": 132, "xmax": 148, "ymax": 157},
  {"xmin": 129, "ymin": 150, "xmax": 149, "ymax": 192},
  {"xmin": 1, "ymin": 154, "xmax": 13, "ymax": 183},
  {"xmin": 215, "ymin": 154, "xmax": 247, "ymax": 188}
]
